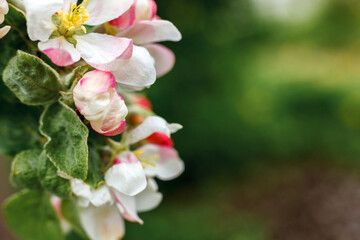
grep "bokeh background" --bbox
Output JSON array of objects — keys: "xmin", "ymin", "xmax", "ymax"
[{"xmin": 4, "ymin": 0, "xmax": 360, "ymax": 239}]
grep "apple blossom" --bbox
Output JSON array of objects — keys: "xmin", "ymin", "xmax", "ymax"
[
  {"xmin": 107, "ymin": 0, "xmax": 181, "ymax": 77},
  {"xmin": 23, "ymin": 0, "xmax": 134, "ymax": 67},
  {"xmin": 73, "ymin": 70, "xmax": 128, "ymax": 136},
  {"xmin": 0, "ymin": 0, "xmax": 10, "ymax": 39}
]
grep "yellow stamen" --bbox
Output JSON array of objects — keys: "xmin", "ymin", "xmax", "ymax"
[
  {"xmin": 57, "ymin": 0, "xmax": 90, "ymax": 36},
  {"xmin": 133, "ymin": 149, "xmax": 145, "ymax": 158}
]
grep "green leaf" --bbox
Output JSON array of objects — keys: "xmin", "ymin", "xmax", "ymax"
[
  {"xmin": 11, "ymin": 149, "xmax": 42, "ymax": 189},
  {"xmin": 61, "ymin": 199, "xmax": 88, "ymax": 238},
  {"xmin": 3, "ymin": 190, "xmax": 64, "ymax": 240},
  {"xmin": 0, "ymin": 103, "xmax": 41, "ymax": 157},
  {"xmin": 86, "ymin": 145, "xmax": 104, "ymax": 188},
  {"xmin": 64, "ymin": 65, "xmax": 89, "ymax": 90},
  {"xmin": 38, "ymin": 151, "xmax": 72, "ymax": 198},
  {"xmin": 65, "ymin": 231, "xmax": 89, "ymax": 240},
  {"xmin": 0, "ymin": 5, "xmax": 32, "ymax": 103},
  {"xmin": 40, "ymin": 101, "xmax": 89, "ymax": 180},
  {"xmin": 3, "ymin": 50, "xmax": 62, "ymax": 105}
]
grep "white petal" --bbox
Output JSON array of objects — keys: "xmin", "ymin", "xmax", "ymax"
[
  {"xmin": 23, "ymin": 0, "xmax": 62, "ymax": 41},
  {"xmin": 0, "ymin": 25, "xmax": 10, "ymax": 39},
  {"xmin": 113, "ymin": 189, "xmax": 143, "ymax": 224},
  {"xmin": 71, "ymin": 179, "xmax": 92, "ymax": 207},
  {"xmin": 38, "ymin": 36, "xmax": 81, "ymax": 66},
  {"xmin": 90, "ymin": 185, "xmax": 113, "ymax": 207},
  {"xmin": 109, "ymin": 46, "xmax": 156, "ymax": 91},
  {"xmin": 118, "ymin": 20, "xmax": 182, "ymax": 45},
  {"xmin": 135, "ymin": 178, "xmax": 162, "ymax": 212},
  {"xmin": 0, "ymin": 0, "xmax": 9, "ymax": 15},
  {"xmin": 80, "ymin": 204, "xmax": 125, "ymax": 240},
  {"xmin": 140, "ymin": 144, "xmax": 184, "ymax": 180},
  {"xmin": 105, "ymin": 151, "xmax": 147, "ymax": 196},
  {"xmin": 125, "ymin": 116, "xmax": 181, "ymax": 145},
  {"xmin": 167, "ymin": 123, "xmax": 183, "ymax": 133},
  {"xmin": 145, "ymin": 44, "xmax": 175, "ymax": 77},
  {"xmin": 86, "ymin": 0, "xmax": 134, "ymax": 26},
  {"xmin": 75, "ymin": 33, "xmax": 133, "ymax": 66}
]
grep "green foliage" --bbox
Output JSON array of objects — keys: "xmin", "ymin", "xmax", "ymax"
[
  {"xmin": 64, "ymin": 65, "xmax": 90, "ymax": 90},
  {"xmin": 0, "ymin": 5, "xmax": 31, "ymax": 102},
  {"xmin": 85, "ymin": 145, "xmax": 104, "ymax": 188},
  {"xmin": 2, "ymin": 50, "xmax": 62, "ymax": 105},
  {"xmin": 11, "ymin": 149, "xmax": 42, "ymax": 189},
  {"xmin": 61, "ymin": 199, "xmax": 87, "ymax": 238},
  {"xmin": 65, "ymin": 231, "xmax": 89, "ymax": 240},
  {"xmin": 3, "ymin": 190, "xmax": 63, "ymax": 240},
  {"xmin": 0, "ymin": 103, "xmax": 41, "ymax": 157},
  {"xmin": 10, "ymin": 149, "xmax": 72, "ymax": 197},
  {"xmin": 40, "ymin": 100, "xmax": 89, "ymax": 180},
  {"xmin": 38, "ymin": 151, "xmax": 72, "ymax": 198}
]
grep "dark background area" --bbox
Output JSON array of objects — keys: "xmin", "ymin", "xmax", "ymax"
[{"xmin": 4, "ymin": 0, "xmax": 360, "ymax": 239}]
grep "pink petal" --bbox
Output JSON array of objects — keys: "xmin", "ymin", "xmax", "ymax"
[
  {"xmin": 90, "ymin": 92, "xmax": 128, "ymax": 136},
  {"xmin": 79, "ymin": 70, "xmax": 116, "ymax": 93},
  {"xmin": 38, "ymin": 37, "xmax": 81, "ymax": 66},
  {"xmin": 86, "ymin": 0, "xmax": 134, "ymax": 26},
  {"xmin": 113, "ymin": 190, "xmax": 143, "ymax": 224},
  {"xmin": 108, "ymin": 3, "xmax": 136, "ymax": 31},
  {"xmin": 118, "ymin": 20, "xmax": 181, "ymax": 45},
  {"xmin": 145, "ymin": 44, "xmax": 175, "ymax": 77}
]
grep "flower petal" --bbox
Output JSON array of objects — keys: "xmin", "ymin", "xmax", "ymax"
[
  {"xmin": 139, "ymin": 144, "xmax": 184, "ymax": 180},
  {"xmin": 125, "ymin": 116, "xmax": 182, "ymax": 145},
  {"xmin": 0, "ymin": 0, "xmax": 9, "ymax": 15},
  {"xmin": 71, "ymin": 179, "xmax": 92, "ymax": 207},
  {"xmin": 105, "ymin": 151, "xmax": 147, "ymax": 196},
  {"xmin": 90, "ymin": 185, "xmax": 113, "ymax": 207},
  {"xmin": 145, "ymin": 44, "xmax": 175, "ymax": 77},
  {"xmin": 86, "ymin": 0, "xmax": 134, "ymax": 26},
  {"xmin": 135, "ymin": 178, "xmax": 162, "ymax": 212},
  {"xmin": 73, "ymin": 70, "xmax": 116, "ymax": 120},
  {"xmin": 23, "ymin": 0, "xmax": 62, "ymax": 41},
  {"xmin": 74, "ymin": 33, "xmax": 133, "ymax": 66},
  {"xmin": 108, "ymin": 3, "xmax": 136, "ymax": 31},
  {"xmin": 0, "ymin": 25, "xmax": 10, "ymax": 39},
  {"xmin": 118, "ymin": 20, "xmax": 182, "ymax": 45},
  {"xmin": 109, "ymin": 46, "xmax": 156, "ymax": 91},
  {"xmin": 113, "ymin": 190, "xmax": 143, "ymax": 224},
  {"xmin": 90, "ymin": 92, "xmax": 128, "ymax": 136},
  {"xmin": 80, "ymin": 204, "xmax": 125, "ymax": 240},
  {"xmin": 38, "ymin": 36, "xmax": 81, "ymax": 66}
]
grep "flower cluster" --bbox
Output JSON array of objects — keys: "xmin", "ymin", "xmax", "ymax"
[{"xmin": 1, "ymin": 0, "xmax": 183, "ymax": 239}]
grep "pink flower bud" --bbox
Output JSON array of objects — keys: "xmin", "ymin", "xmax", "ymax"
[
  {"xmin": 109, "ymin": 0, "xmax": 157, "ymax": 30},
  {"xmin": 73, "ymin": 70, "xmax": 128, "ymax": 136}
]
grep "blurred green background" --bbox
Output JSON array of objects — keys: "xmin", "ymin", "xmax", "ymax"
[{"xmin": 4, "ymin": 0, "xmax": 360, "ymax": 239}]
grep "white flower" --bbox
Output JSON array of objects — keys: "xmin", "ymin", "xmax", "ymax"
[
  {"xmin": 73, "ymin": 70, "xmax": 128, "ymax": 136},
  {"xmin": 23, "ymin": 0, "xmax": 134, "ymax": 67},
  {"xmin": 107, "ymin": 0, "xmax": 182, "ymax": 78},
  {"xmin": 0, "ymin": 0, "xmax": 10, "ymax": 39},
  {"xmin": 71, "ymin": 116, "xmax": 183, "ymax": 225}
]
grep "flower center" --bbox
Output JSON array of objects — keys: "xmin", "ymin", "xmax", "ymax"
[
  {"xmin": 133, "ymin": 149, "xmax": 160, "ymax": 168},
  {"xmin": 53, "ymin": 0, "xmax": 90, "ymax": 38}
]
